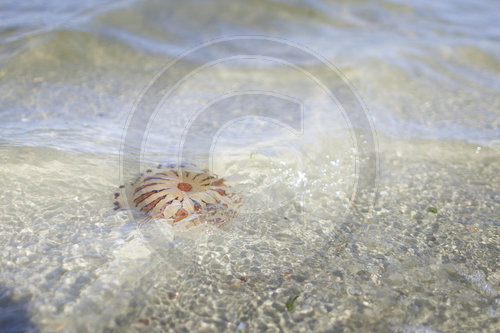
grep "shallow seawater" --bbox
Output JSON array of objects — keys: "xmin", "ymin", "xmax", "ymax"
[{"xmin": 1, "ymin": 0, "xmax": 499, "ymax": 332}]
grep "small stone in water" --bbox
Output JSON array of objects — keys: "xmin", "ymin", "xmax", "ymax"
[
  {"xmin": 348, "ymin": 287, "xmax": 363, "ymax": 296},
  {"xmin": 168, "ymin": 292, "xmax": 179, "ymax": 299}
]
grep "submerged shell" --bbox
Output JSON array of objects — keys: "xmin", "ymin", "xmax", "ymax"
[{"xmin": 116, "ymin": 164, "xmax": 239, "ymax": 226}]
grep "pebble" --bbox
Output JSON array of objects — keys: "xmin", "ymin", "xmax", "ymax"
[{"xmin": 348, "ymin": 286, "xmax": 363, "ymax": 296}]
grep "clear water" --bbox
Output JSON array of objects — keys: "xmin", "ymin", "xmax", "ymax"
[{"xmin": 1, "ymin": 0, "xmax": 499, "ymax": 332}]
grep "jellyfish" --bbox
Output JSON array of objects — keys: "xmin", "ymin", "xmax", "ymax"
[{"xmin": 115, "ymin": 164, "xmax": 239, "ymax": 226}]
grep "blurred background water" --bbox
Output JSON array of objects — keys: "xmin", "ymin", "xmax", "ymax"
[{"xmin": 0, "ymin": 0, "xmax": 499, "ymax": 332}]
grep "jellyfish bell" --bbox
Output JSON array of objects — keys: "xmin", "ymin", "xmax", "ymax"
[{"xmin": 115, "ymin": 164, "xmax": 240, "ymax": 228}]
